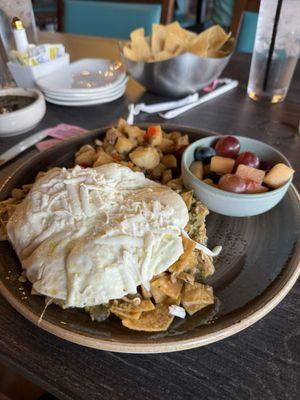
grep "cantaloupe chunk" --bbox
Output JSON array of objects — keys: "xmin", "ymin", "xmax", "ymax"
[
  {"xmin": 236, "ymin": 164, "xmax": 265, "ymax": 184},
  {"xmin": 210, "ymin": 156, "xmax": 235, "ymax": 175},
  {"xmin": 263, "ymin": 163, "xmax": 294, "ymax": 189}
]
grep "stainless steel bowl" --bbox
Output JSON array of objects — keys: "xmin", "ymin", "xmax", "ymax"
[{"xmin": 119, "ymin": 43, "xmax": 233, "ymax": 98}]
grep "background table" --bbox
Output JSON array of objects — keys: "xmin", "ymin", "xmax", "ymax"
[{"xmin": 0, "ymin": 33, "xmax": 299, "ymax": 400}]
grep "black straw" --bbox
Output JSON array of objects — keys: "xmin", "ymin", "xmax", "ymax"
[{"xmin": 262, "ymin": 0, "xmax": 283, "ymax": 91}]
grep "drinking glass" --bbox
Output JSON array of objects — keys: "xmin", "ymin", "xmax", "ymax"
[{"xmin": 247, "ymin": 0, "xmax": 300, "ymax": 103}]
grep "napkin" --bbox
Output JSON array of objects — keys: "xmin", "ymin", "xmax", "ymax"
[{"xmin": 36, "ymin": 124, "xmax": 87, "ymax": 151}]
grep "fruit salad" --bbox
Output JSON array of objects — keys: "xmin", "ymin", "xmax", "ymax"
[{"xmin": 190, "ymin": 136, "xmax": 294, "ymax": 194}]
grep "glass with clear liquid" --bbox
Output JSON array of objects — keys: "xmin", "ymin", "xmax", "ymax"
[{"xmin": 247, "ymin": 0, "xmax": 300, "ymax": 103}]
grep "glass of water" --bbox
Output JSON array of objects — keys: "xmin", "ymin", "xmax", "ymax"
[{"xmin": 247, "ymin": 0, "xmax": 300, "ymax": 103}]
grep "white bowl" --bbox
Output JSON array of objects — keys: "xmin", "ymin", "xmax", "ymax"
[
  {"xmin": 181, "ymin": 136, "xmax": 293, "ymax": 217},
  {"xmin": 0, "ymin": 88, "xmax": 46, "ymax": 137}
]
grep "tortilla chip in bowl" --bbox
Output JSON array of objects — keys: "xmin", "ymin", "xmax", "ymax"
[{"xmin": 119, "ymin": 23, "xmax": 235, "ymax": 97}]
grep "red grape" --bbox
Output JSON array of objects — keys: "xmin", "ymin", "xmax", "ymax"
[
  {"xmin": 218, "ymin": 174, "xmax": 247, "ymax": 193},
  {"xmin": 215, "ymin": 136, "xmax": 240, "ymax": 158},
  {"xmin": 235, "ymin": 152, "xmax": 260, "ymax": 169}
]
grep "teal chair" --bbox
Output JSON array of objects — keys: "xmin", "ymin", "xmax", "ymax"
[
  {"xmin": 64, "ymin": 0, "xmax": 168, "ymax": 39},
  {"xmin": 235, "ymin": 11, "xmax": 258, "ymax": 53}
]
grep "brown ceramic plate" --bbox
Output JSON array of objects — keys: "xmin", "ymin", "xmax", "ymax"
[{"xmin": 0, "ymin": 125, "xmax": 299, "ymax": 353}]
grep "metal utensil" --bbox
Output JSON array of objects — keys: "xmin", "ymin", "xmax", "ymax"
[{"xmin": 0, "ymin": 129, "xmax": 49, "ymax": 167}]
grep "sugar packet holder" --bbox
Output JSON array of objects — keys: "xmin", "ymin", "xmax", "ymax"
[{"xmin": 7, "ymin": 53, "xmax": 70, "ymax": 89}]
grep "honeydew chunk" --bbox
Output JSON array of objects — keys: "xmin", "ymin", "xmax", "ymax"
[
  {"xmin": 210, "ymin": 156, "xmax": 235, "ymax": 175},
  {"xmin": 263, "ymin": 163, "xmax": 294, "ymax": 189},
  {"xmin": 190, "ymin": 161, "xmax": 203, "ymax": 180},
  {"xmin": 236, "ymin": 164, "xmax": 265, "ymax": 184}
]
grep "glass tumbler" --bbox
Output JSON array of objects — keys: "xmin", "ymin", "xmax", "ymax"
[{"xmin": 247, "ymin": 0, "xmax": 300, "ymax": 103}]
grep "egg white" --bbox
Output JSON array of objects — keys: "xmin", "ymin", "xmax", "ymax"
[{"xmin": 7, "ymin": 163, "xmax": 189, "ymax": 307}]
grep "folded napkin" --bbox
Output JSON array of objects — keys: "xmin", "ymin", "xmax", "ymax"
[
  {"xmin": 127, "ymin": 79, "xmax": 238, "ymax": 123},
  {"xmin": 36, "ymin": 124, "xmax": 87, "ymax": 151}
]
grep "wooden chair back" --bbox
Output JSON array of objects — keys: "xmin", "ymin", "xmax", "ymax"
[{"xmin": 230, "ymin": 0, "xmax": 260, "ymax": 37}]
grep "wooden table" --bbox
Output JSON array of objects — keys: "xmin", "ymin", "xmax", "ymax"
[{"xmin": 0, "ymin": 33, "xmax": 299, "ymax": 400}]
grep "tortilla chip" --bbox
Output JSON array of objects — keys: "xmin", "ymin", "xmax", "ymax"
[
  {"xmin": 151, "ymin": 50, "xmax": 173, "ymax": 62},
  {"xmin": 122, "ymin": 303, "xmax": 174, "ymax": 331},
  {"xmin": 130, "ymin": 27, "xmax": 145, "ymax": 42},
  {"xmin": 150, "ymin": 285, "xmax": 168, "ymax": 304},
  {"xmin": 176, "ymin": 271, "xmax": 195, "ymax": 284},
  {"xmin": 181, "ymin": 191, "xmax": 194, "ymax": 211},
  {"xmin": 130, "ymin": 28, "xmax": 151, "ymax": 61},
  {"xmin": 123, "ymin": 45, "xmax": 138, "ymax": 62},
  {"xmin": 111, "ymin": 307, "xmax": 142, "ymax": 320},
  {"xmin": 151, "ymin": 23, "xmax": 167, "ymax": 53},
  {"xmin": 188, "ymin": 34, "xmax": 209, "ymax": 57},
  {"xmin": 151, "ymin": 275, "xmax": 183, "ymax": 300},
  {"xmin": 166, "ymin": 21, "xmax": 191, "ymax": 46},
  {"xmin": 181, "ymin": 282, "xmax": 214, "ymax": 315},
  {"xmin": 141, "ymin": 285, "xmax": 152, "ymax": 299},
  {"xmin": 169, "ymin": 235, "xmax": 197, "ymax": 274},
  {"xmin": 110, "ymin": 299, "xmax": 154, "ymax": 320},
  {"xmin": 188, "ymin": 25, "xmax": 230, "ymax": 57},
  {"xmin": 164, "ymin": 31, "xmax": 184, "ymax": 55},
  {"xmin": 197, "ymin": 250, "xmax": 215, "ymax": 278}
]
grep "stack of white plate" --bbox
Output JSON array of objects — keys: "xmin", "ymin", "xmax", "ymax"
[{"xmin": 36, "ymin": 59, "xmax": 128, "ymax": 106}]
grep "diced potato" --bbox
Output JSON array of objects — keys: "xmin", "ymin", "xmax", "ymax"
[
  {"xmin": 145, "ymin": 126, "xmax": 163, "ymax": 146},
  {"xmin": 151, "ymin": 163, "xmax": 166, "ymax": 180},
  {"xmin": 161, "ymin": 154, "xmax": 177, "ymax": 168},
  {"xmin": 75, "ymin": 149, "xmax": 96, "ymax": 167},
  {"xmin": 75, "ymin": 144, "xmax": 95, "ymax": 156},
  {"xmin": 190, "ymin": 161, "xmax": 203, "ymax": 180},
  {"xmin": 124, "ymin": 125, "xmax": 145, "ymax": 139},
  {"xmin": 93, "ymin": 150, "xmax": 113, "ymax": 167},
  {"xmin": 117, "ymin": 118, "xmax": 128, "ymax": 132},
  {"xmin": 158, "ymin": 138, "xmax": 174, "ymax": 153},
  {"xmin": 94, "ymin": 138, "xmax": 103, "ymax": 147},
  {"xmin": 174, "ymin": 134, "xmax": 189, "ymax": 150},
  {"xmin": 129, "ymin": 146, "xmax": 160, "ymax": 169},
  {"xmin": 236, "ymin": 164, "xmax": 265, "ymax": 184},
  {"xmin": 103, "ymin": 141, "xmax": 115, "ymax": 155},
  {"xmin": 263, "ymin": 163, "xmax": 294, "ymax": 189},
  {"xmin": 168, "ymin": 131, "xmax": 182, "ymax": 141},
  {"xmin": 105, "ymin": 127, "xmax": 123, "ymax": 145},
  {"xmin": 210, "ymin": 156, "xmax": 235, "ymax": 175},
  {"xmin": 115, "ymin": 137, "xmax": 137, "ymax": 154},
  {"xmin": 162, "ymin": 169, "xmax": 172, "ymax": 183}
]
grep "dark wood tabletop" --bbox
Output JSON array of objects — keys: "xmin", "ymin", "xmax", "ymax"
[{"xmin": 0, "ymin": 33, "xmax": 299, "ymax": 400}]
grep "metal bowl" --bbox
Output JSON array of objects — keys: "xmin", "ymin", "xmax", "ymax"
[{"xmin": 119, "ymin": 43, "xmax": 234, "ymax": 98}]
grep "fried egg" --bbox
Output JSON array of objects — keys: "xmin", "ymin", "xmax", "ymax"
[{"xmin": 7, "ymin": 163, "xmax": 189, "ymax": 307}]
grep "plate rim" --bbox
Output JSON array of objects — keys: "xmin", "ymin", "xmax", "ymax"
[{"xmin": 0, "ymin": 124, "xmax": 299, "ymax": 353}]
